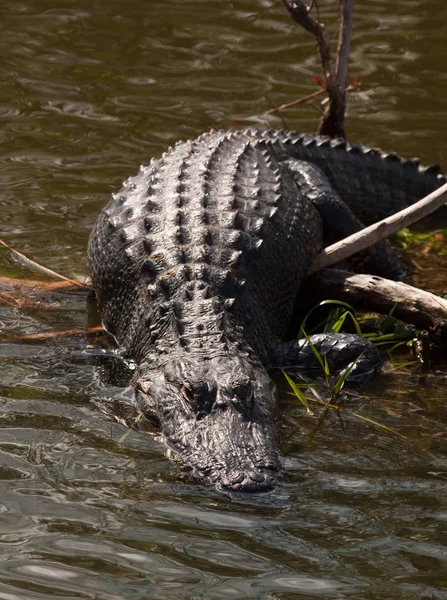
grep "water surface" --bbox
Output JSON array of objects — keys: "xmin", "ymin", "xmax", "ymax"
[{"xmin": 1, "ymin": 1, "xmax": 446, "ymax": 598}]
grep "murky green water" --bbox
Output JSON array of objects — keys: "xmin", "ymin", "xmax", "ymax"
[{"xmin": 1, "ymin": 1, "xmax": 446, "ymax": 598}]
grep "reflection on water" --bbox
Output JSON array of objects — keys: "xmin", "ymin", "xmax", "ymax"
[{"xmin": 0, "ymin": 0, "xmax": 446, "ymax": 598}]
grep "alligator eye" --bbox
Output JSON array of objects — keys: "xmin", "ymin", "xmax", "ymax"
[
  {"xmin": 233, "ymin": 381, "xmax": 252, "ymax": 399},
  {"xmin": 232, "ymin": 381, "xmax": 254, "ymax": 408}
]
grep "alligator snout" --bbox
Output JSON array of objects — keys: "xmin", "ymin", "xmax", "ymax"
[{"xmin": 135, "ymin": 354, "xmax": 281, "ymax": 492}]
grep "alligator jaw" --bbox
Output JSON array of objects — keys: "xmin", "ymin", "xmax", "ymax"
[{"xmin": 135, "ymin": 355, "xmax": 281, "ymax": 493}]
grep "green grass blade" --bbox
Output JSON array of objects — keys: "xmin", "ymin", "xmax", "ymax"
[
  {"xmin": 323, "ymin": 306, "xmax": 342, "ymax": 333},
  {"xmin": 283, "ymin": 370, "xmax": 313, "ymax": 415},
  {"xmin": 118, "ymin": 413, "xmax": 144, "ymax": 444},
  {"xmin": 323, "ymin": 355, "xmax": 330, "ymax": 378},
  {"xmin": 330, "ymin": 310, "xmax": 363, "ymax": 336},
  {"xmin": 300, "ymin": 328, "xmax": 331, "ymax": 378},
  {"xmin": 300, "ymin": 299, "xmax": 358, "ymax": 333},
  {"xmin": 351, "ymin": 412, "xmax": 436, "ymax": 459},
  {"xmin": 388, "ymin": 360, "xmax": 418, "ymax": 371},
  {"xmin": 331, "ymin": 310, "xmax": 348, "ymax": 333},
  {"xmin": 332, "ymin": 353, "xmax": 363, "ymax": 397},
  {"xmin": 387, "ymin": 302, "xmax": 399, "ymax": 318}
]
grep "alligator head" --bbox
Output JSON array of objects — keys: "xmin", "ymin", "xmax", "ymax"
[{"xmin": 134, "ymin": 354, "xmax": 281, "ymax": 492}]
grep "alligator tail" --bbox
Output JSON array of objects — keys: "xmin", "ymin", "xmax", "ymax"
[{"xmin": 261, "ymin": 130, "xmax": 446, "ymax": 226}]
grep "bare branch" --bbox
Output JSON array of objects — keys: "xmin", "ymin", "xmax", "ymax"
[
  {"xmin": 0, "ymin": 326, "xmax": 104, "ymax": 344},
  {"xmin": 265, "ymin": 83, "xmax": 359, "ymax": 117},
  {"xmin": 0, "ymin": 239, "xmax": 92, "ymax": 290},
  {"xmin": 265, "ymin": 88, "xmax": 324, "ymax": 115},
  {"xmin": 336, "ymin": 0, "xmax": 354, "ymax": 92},
  {"xmin": 280, "ymin": 0, "xmax": 351, "ymax": 138},
  {"xmin": 280, "ymin": 0, "xmax": 320, "ymax": 36},
  {"xmin": 308, "ymin": 183, "xmax": 447, "ymax": 275}
]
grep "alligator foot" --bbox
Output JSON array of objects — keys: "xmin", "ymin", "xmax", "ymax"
[{"xmin": 270, "ymin": 332, "xmax": 383, "ymax": 384}]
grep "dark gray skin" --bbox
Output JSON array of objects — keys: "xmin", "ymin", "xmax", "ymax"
[{"xmin": 88, "ymin": 129, "xmax": 445, "ymax": 492}]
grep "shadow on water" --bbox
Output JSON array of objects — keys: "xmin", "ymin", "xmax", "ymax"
[{"xmin": 0, "ymin": 0, "xmax": 446, "ymax": 598}]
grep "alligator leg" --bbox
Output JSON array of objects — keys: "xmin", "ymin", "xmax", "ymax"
[
  {"xmin": 275, "ymin": 161, "xmax": 390, "ymax": 382},
  {"xmin": 284, "ymin": 159, "xmax": 406, "ymax": 280},
  {"xmin": 270, "ymin": 333, "xmax": 383, "ymax": 383}
]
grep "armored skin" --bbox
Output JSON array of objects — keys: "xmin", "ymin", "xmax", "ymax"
[{"xmin": 88, "ymin": 129, "xmax": 445, "ymax": 492}]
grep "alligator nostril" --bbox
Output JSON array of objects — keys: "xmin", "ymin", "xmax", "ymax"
[
  {"xmin": 218, "ymin": 470, "xmax": 275, "ymax": 493},
  {"xmin": 248, "ymin": 471, "xmax": 265, "ymax": 483},
  {"xmin": 230, "ymin": 471, "xmax": 245, "ymax": 484}
]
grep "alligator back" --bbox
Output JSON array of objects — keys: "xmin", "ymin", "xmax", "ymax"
[
  {"xmin": 88, "ymin": 129, "xmax": 446, "ymax": 492},
  {"xmin": 88, "ymin": 130, "xmax": 324, "ymax": 363}
]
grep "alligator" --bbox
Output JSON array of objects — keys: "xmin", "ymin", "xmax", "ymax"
[{"xmin": 88, "ymin": 129, "xmax": 445, "ymax": 493}]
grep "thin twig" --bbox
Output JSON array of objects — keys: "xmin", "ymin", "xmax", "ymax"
[
  {"xmin": 280, "ymin": 0, "xmax": 348, "ymax": 137},
  {"xmin": 0, "ymin": 325, "xmax": 104, "ymax": 343},
  {"xmin": 265, "ymin": 83, "xmax": 358, "ymax": 116},
  {"xmin": 0, "ymin": 290, "xmax": 59, "ymax": 309},
  {"xmin": 0, "ymin": 239, "xmax": 92, "ymax": 290},
  {"xmin": 280, "ymin": 0, "xmax": 320, "ymax": 36},
  {"xmin": 0, "ymin": 276, "xmax": 91, "ymax": 292},
  {"xmin": 265, "ymin": 89, "xmax": 325, "ymax": 115}
]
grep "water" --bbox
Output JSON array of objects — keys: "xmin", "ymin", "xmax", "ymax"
[{"xmin": 1, "ymin": 1, "xmax": 446, "ymax": 598}]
